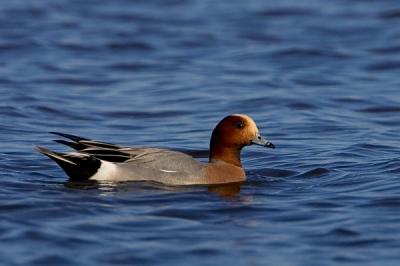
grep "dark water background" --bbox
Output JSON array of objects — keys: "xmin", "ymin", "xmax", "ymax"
[{"xmin": 1, "ymin": 0, "xmax": 400, "ymax": 265}]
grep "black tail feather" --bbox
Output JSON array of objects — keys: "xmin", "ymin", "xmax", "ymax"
[
  {"xmin": 49, "ymin": 132, "xmax": 90, "ymax": 142},
  {"xmin": 53, "ymin": 139, "xmax": 87, "ymax": 150},
  {"xmin": 79, "ymin": 140, "xmax": 121, "ymax": 149},
  {"xmin": 50, "ymin": 132, "xmax": 121, "ymax": 150}
]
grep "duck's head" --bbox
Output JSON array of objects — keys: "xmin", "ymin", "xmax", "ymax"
[{"xmin": 209, "ymin": 114, "xmax": 274, "ymax": 167}]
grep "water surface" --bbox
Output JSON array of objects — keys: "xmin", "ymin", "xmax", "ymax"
[{"xmin": 1, "ymin": 0, "xmax": 400, "ymax": 265}]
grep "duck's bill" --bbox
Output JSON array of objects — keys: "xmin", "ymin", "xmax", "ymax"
[{"xmin": 251, "ymin": 134, "xmax": 275, "ymax": 149}]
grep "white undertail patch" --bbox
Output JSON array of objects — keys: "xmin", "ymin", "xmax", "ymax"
[{"xmin": 90, "ymin": 160, "xmax": 117, "ymax": 181}]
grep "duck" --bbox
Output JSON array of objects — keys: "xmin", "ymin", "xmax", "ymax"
[{"xmin": 36, "ymin": 114, "xmax": 275, "ymax": 185}]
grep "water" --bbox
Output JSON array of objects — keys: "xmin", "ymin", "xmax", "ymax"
[{"xmin": 1, "ymin": 0, "xmax": 400, "ymax": 265}]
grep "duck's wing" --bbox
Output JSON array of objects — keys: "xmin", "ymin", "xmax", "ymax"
[
  {"xmin": 51, "ymin": 132, "xmax": 209, "ymax": 159},
  {"xmin": 51, "ymin": 132, "xmax": 166, "ymax": 155},
  {"xmin": 50, "ymin": 132, "xmax": 155, "ymax": 162}
]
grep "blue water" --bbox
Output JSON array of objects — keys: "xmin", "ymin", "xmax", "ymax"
[{"xmin": 1, "ymin": 0, "xmax": 400, "ymax": 265}]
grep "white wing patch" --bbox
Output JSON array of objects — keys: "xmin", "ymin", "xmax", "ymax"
[{"xmin": 160, "ymin": 169, "xmax": 178, "ymax": 173}]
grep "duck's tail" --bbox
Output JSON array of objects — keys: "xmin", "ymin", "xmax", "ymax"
[{"xmin": 35, "ymin": 146, "xmax": 101, "ymax": 181}]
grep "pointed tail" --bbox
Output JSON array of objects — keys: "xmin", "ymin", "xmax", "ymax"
[{"xmin": 35, "ymin": 146, "xmax": 101, "ymax": 181}]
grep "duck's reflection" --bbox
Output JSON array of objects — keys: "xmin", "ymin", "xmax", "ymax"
[
  {"xmin": 64, "ymin": 180, "xmax": 100, "ymax": 189},
  {"xmin": 65, "ymin": 180, "xmax": 243, "ymax": 198},
  {"xmin": 207, "ymin": 182, "xmax": 242, "ymax": 197}
]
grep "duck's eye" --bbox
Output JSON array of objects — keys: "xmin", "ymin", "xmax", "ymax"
[{"xmin": 234, "ymin": 121, "xmax": 245, "ymax": 129}]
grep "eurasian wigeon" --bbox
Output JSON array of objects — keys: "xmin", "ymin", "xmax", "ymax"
[{"xmin": 36, "ymin": 114, "xmax": 275, "ymax": 185}]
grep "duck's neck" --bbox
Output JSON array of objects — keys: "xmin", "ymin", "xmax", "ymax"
[{"xmin": 209, "ymin": 145, "xmax": 242, "ymax": 167}]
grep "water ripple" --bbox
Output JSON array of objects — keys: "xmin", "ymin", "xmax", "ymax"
[
  {"xmin": 358, "ymin": 106, "xmax": 400, "ymax": 113},
  {"xmin": 256, "ymin": 7, "xmax": 317, "ymax": 17},
  {"xmin": 1, "ymin": 0, "xmax": 400, "ymax": 265}
]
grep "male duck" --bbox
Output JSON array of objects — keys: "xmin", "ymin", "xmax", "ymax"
[{"xmin": 37, "ymin": 114, "xmax": 274, "ymax": 185}]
